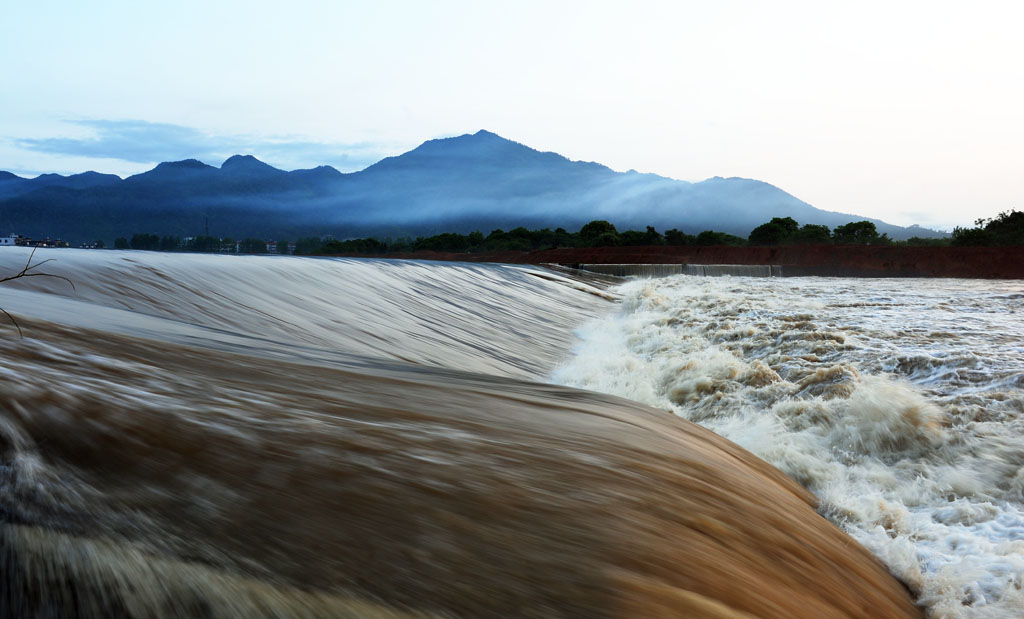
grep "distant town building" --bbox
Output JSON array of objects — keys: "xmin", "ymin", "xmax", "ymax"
[
  {"xmin": 0, "ymin": 234, "xmax": 69, "ymax": 248},
  {"xmin": 32, "ymin": 238, "xmax": 70, "ymax": 248}
]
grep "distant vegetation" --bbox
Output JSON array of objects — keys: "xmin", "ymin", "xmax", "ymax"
[
  {"xmin": 100, "ymin": 212, "xmax": 1022, "ymax": 256},
  {"xmin": 950, "ymin": 210, "xmax": 1024, "ymax": 246},
  {"xmin": 311, "ymin": 222, "xmax": 745, "ymax": 255},
  {"xmin": 306, "ymin": 218, "xmax": 915, "ymax": 255}
]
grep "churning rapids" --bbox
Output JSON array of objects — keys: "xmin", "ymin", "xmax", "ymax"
[
  {"xmin": 0, "ymin": 248, "xmax": 1011, "ymax": 618},
  {"xmin": 555, "ymin": 276, "xmax": 1024, "ymax": 618}
]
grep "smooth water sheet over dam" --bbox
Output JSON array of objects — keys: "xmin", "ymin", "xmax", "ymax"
[{"xmin": 0, "ymin": 249, "xmax": 944, "ymax": 617}]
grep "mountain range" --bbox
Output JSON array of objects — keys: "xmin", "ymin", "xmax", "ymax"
[{"xmin": 0, "ymin": 130, "xmax": 943, "ymax": 244}]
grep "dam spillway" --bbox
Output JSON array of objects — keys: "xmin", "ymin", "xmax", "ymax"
[
  {"xmin": 0, "ymin": 249, "xmax": 927, "ymax": 618},
  {"xmin": 573, "ymin": 263, "xmax": 783, "ymax": 277}
]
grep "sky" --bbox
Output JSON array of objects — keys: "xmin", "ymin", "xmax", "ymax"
[{"xmin": 1, "ymin": 0, "xmax": 1021, "ymax": 230}]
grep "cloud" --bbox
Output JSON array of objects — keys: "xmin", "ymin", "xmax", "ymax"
[{"xmin": 14, "ymin": 119, "xmax": 394, "ymax": 172}]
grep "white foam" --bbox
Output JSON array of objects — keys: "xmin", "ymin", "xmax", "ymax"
[{"xmin": 554, "ymin": 275, "xmax": 1024, "ymax": 617}]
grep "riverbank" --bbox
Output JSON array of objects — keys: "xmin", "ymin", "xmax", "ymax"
[{"xmin": 323, "ymin": 245, "xmax": 1024, "ymax": 278}]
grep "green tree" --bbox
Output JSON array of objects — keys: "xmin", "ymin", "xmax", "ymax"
[
  {"xmin": 293, "ymin": 237, "xmax": 323, "ymax": 255},
  {"xmin": 276, "ymin": 239, "xmax": 290, "ymax": 254},
  {"xmin": 696, "ymin": 230, "xmax": 746, "ymax": 246},
  {"xmin": 414, "ymin": 232, "xmax": 471, "ymax": 252},
  {"xmin": 130, "ymin": 233, "xmax": 160, "ymax": 251},
  {"xmin": 899, "ymin": 236, "xmax": 950, "ymax": 247},
  {"xmin": 185, "ymin": 235, "xmax": 221, "ymax": 252},
  {"xmin": 664, "ymin": 229, "xmax": 694, "ymax": 246},
  {"xmin": 579, "ymin": 220, "xmax": 618, "ymax": 247},
  {"xmin": 505, "ymin": 227, "xmax": 535, "ymax": 250},
  {"xmin": 984, "ymin": 210, "xmax": 1024, "ymax": 245},
  {"xmin": 481, "ymin": 229, "xmax": 507, "ymax": 251},
  {"xmin": 554, "ymin": 227, "xmax": 577, "ymax": 248},
  {"xmin": 93, "ymin": 239, "xmax": 106, "ymax": 249},
  {"xmin": 832, "ymin": 221, "xmax": 881, "ymax": 244},
  {"xmin": 529, "ymin": 227, "xmax": 557, "ymax": 249},
  {"xmin": 748, "ymin": 217, "xmax": 800, "ymax": 246},
  {"xmin": 617, "ymin": 227, "xmax": 663, "ymax": 246},
  {"xmin": 748, "ymin": 222, "xmax": 787, "ymax": 245},
  {"xmin": 319, "ymin": 238, "xmax": 387, "ymax": 254},
  {"xmin": 388, "ymin": 236, "xmax": 414, "ymax": 252},
  {"xmin": 618, "ymin": 230, "xmax": 647, "ymax": 246},
  {"xmin": 951, "ymin": 227, "xmax": 993, "ymax": 246},
  {"xmin": 238, "ymin": 238, "xmax": 268, "ymax": 254},
  {"xmin": 790, "ymin": 224, "xmax": 832, "ymax": 245},
  {"xmin": 952, "ymin": 210, "xmax": 1024, "ymax": 246},
  {"xmin": 159, "ymin": 235, "xmax": 180, "ymax": 251},
  {"xmin": 114, "ymin": 237, "xmax": 129, "ymax": 249}
]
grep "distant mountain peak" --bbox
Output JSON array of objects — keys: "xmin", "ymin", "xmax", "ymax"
[
  {"xmin": 418, "ymin": 129, "xmax": 549, "ymax": 160},
  {"xmin": 0, "ymin": 130, "xmax": 947, "ymax": 242},
  {"xmin": 472, "ymin": 129, "xmax": 502, "ymax": 139},
  {"xmin": 221, "ymin": 154, "xmax": 279, "ymax": 172},
  {"xmin": 154, "ymin": 159, "xmax": 214, "ymax": 171},
  {"xmin": 0, "ymin": 171, "xmax": 23, "ymax": 181},
  {"xmin": 71, "ymin": 171, "xmax": 122, "ymax": 181},
  {"xmin": 290, "ymin": 164, "xmax": 342, "ymax": 178},
  {"xmin": 360, "ymin": 129, "xmax": 612, "ymax": 181},
  {"xmin": 418, "ymin": 130, "xmax": 513, "ymax": 149},
  {"xmin": 125, "ymin": 158, "xmax": 216, "ymax": 183}
]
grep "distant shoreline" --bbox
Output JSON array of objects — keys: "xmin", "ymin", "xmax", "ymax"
[{"xmin": 322, "ymin": 245, "xmax": 1024, "ymax": 279}]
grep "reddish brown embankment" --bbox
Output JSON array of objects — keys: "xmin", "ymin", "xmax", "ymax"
[
  {"xmin": 332, "ymin": 245, "xmax": 1024, "ymax": 278},
  {"xmin": 1, "ymin": 319, "xmax": 922, "ymax": 618}
]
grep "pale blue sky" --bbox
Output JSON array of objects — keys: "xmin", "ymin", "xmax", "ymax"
[{"xmin": 2, "ymin": 0, "xmax": 1021, "ymax": 229}]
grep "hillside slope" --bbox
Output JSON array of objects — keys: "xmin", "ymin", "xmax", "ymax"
[{"xmin": 0, "ymin": 130, "xmax": 942, "ymax": 243}]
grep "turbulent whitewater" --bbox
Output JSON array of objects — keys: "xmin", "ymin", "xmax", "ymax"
[
  {"xmin": 554, "ymin": 275, "xmax": 1024, "ymax": 617},
  {"xmin": 0, "ymin": 248, "xmax": 925, "ymax": 618}
]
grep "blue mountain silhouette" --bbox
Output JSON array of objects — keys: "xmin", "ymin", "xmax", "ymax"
[{"xmin": 0, "ymin": 130, "xmax": 941, "ymax": 243}]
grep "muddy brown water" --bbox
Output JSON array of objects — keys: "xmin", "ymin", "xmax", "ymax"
[{"xmin": 0, "ymin": 249, "xmax": 920, "ymax": 618}]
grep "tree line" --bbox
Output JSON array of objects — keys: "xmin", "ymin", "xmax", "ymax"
[
  {"xmin": 950, "ymin": 210, "xmax": 1024, "ymax": 246},
  {"xmin": 317, "ymin": 212, "xmax": 1021, "ymax": 254},
  {"xmin": 105, "ymin": 219, "xmax": 905, "ymax": 256},
  {"xmin": 104, "ymin": 210, "xmax": 1023, "ymax": 256},
  {"xmin": 313, "ymin": 218, "xmax": 908, "ymax": 255}
]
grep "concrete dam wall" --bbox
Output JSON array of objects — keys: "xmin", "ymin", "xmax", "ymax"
[{"xmin": 576, "ymin": 264, "xmax": 783, "ymax": 278}]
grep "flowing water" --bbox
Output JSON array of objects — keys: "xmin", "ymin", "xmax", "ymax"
[
  {"xmin": 0, "ymin": 247, "xmax": 982, "ymax": 618},
  {"xmin": 554, "ymin": 275, "xmax": 1024, "ymax": 618}
]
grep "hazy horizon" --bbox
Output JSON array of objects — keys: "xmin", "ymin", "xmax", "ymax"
[{"xmin": 3, "ymin": 0, "xmax": 1021, "ymax": 231}]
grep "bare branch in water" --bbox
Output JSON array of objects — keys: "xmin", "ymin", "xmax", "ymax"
[
  {"xmin": 0, "ymin": 246, "xmax": 76, "ymax": 289},
  {"xmin": 0, "ymin": 245, "xmax": 76, "ymax": 337},
  {"xmin": 0, "ymin": 306, "xmax": 22, "ymax": 338}
]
